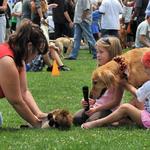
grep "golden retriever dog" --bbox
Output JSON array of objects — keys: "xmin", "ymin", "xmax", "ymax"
[
  {"xmin": 49, "ymin": 37, "xmax": 73, "ymax": 58},
  {"xmin": 49, "ymin": 37, "xmax": 86, "ymax": 58},
  {"xmin": 90, "ymin": 48, "xmax": 150, "ymax": 99},
  {"xmin": 41, "ymin": 109, "xmax": 73, "ymax": 130}
]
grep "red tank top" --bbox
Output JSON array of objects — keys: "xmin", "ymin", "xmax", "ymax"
[
  {"xmin": 0, "ymin": 43, "xmax": 14, "ymax": 98},
  {"xmin": 0, "ymin": 43, "xmax": 14, "ymax": 59}
]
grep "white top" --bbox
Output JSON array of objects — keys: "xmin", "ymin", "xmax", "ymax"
[
  {"xmin": 122, "ymin": 6, "xmax": 133, "ymax": 23},
  {"xmin": 136, "ymin": 80, "xmax": 150, "ymax": 112},
  {"xmin": 12, "ymin": 1, "xmax": 22, "ymax": 27},
  {"xmin": 47, "ymin": 15, "xmax": 55, "ymax": 33},
  {"xmin": 74, "ymin": 0, "xmax": 92, "ymax": 24},
  {"xmin": 135, "ymin": 20, "xmax": 150, "ymax": 48},
  {"xmin": 99, "ymin": 0, "xmax": 123, "ymax": 30}
]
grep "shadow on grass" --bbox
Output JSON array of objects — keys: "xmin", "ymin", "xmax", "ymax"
[{"xmin": 0, "ymin": 126, "xmax": 37, "ymax": 132}]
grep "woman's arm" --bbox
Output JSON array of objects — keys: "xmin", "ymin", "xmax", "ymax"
[
  {"xmin": 19, "ymin": 62, "xmax": 47, "ymax": 119},
  {"xmin": 0, "ymin": 57, "xmax": 41, "ymax": 127}
]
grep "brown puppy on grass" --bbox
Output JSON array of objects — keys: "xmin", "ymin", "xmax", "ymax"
[
  {"xmin": 21, "ymin": 109, "xmax": 73, "ymax": 130},
  {"xmin": 42, "ymin": 109, "xmax": 73, "ymax": 130},
  {"xmin": 90, "ymin": 48, "xmax": 150, "ymax": 99}
]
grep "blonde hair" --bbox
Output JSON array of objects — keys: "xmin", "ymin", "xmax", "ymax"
[{"xmin": 96, "ymin": 36, "xmax": 122, "ymax": 60}]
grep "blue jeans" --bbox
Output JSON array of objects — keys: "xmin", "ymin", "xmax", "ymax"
[{"xmin": 69, "ymin": 22, "xmax": 96, "ymax": 59}]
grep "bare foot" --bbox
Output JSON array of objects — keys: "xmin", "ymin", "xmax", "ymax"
[{"xmin": 81, "ymin": 121, "xmax": 97, "ymax": 129}]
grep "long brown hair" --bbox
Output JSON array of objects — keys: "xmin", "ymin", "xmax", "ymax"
[{"xmin": 8, "ymin": 19, "xmax": 48, "ymax": 67}]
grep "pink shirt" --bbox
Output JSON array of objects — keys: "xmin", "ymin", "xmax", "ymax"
[{"xmin": 93, "ymin": 86, "xmax": 117, "ymax": 111}]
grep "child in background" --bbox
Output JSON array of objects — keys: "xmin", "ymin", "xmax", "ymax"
[
  {"xmin": 81, "ymin": 51, "xmax": 150, "ymax": 129},
  {"xmin": 91, "ymin": 2, "xmax": 102, "ymax": 41},
  {"xmin": 122, "ymin": 0, "xmax": 134, "ymax": 48}
]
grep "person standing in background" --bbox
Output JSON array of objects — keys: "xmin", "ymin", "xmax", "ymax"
[
  {"xmin": 0, "ymin": 0, "xmax": 7, "ymax": 43},
  {"xmin": 64, "ymin": 0, "xmax": 75, "ymax": 37},
  {"xmin": 22, "ymin": 0, "xmax": 31, "ymax": 19},
  {"xmin": 65, "ymin": 0, "xmax": 97, "ymax": 60},
  {"xmin": 48, "ymin": 0, "xmax": 67, "ymax": 39},
  {"xmin": 91, "ymin": 2, "xmax": 102, "ymax": 41},
  {"xmin": 131, "ymin": 0, "xmax": 148, "ymax": 26},
  {"xmin": 134, "ymin": 12, "xmax": 150, "ymax": 48},
  {"xmin": 11, "ymin": 0, "xmax": 23, "ymax": 28},
  {"xmin": 99, "ymin": 0, "xmax": 123, "ymax": 37}
]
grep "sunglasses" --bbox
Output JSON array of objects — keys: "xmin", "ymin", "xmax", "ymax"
[{"xmin": 101, "ymin": 37, "xmax": 111, "ymax": 45}]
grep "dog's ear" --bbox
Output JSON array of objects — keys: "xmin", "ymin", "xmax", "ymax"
[
  {"xmin": 47, "ymin": 113, "xmax": 53, "ymax": 120},
  {"xmin": 100, "ymin": 70, "xmax": 117, "ymax": 87}
]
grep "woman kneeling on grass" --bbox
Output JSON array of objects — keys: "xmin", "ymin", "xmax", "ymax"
[
  {"xmin": 0, "ymin": 19, "xmax": 48, "ymax": 128},
  {"xmin": 73, "ymin": 36, "xmax": 124, "ymax": 126},
  {"xmin": 81, "ymin": 51, "xmax": 150, "ymax": 129}
]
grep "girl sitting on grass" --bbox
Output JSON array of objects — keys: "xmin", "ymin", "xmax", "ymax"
[
  {"xmin": 81, "ymin": 51, "xmax": 150, "ymax": 129},
  {"xmin": 73, "ymin": 36, "xmax": 124, "ymax": 126}
]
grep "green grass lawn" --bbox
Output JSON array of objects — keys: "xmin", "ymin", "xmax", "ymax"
[{"xmin": 0, "ymin": 49, "xmax": 150, "ymax": 150}]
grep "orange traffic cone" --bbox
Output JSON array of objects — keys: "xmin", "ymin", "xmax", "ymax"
[{"xmin": 51, "ymin": 60, "xmax": 60, "ymax": 76}]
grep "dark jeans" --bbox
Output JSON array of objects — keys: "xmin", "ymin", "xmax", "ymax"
[
  {"xmin": 54, "ymin": 22, "xmax": 68, "ymax": 39},
  {"xmin": 101, "ymin": 29, "xmax": 119, "ymax": 37},
  {"xmin": 73, "ymin": 109, "xmax": 112, "ymax": 126}
]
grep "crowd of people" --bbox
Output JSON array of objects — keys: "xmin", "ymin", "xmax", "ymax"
[{"xmin": 0, "ymin": 0, "xmax": 150, "ymax": 129}]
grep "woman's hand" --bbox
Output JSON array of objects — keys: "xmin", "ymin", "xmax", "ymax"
[{"xmin": 36, "ymin": 112, "xmax": 48, "ymax": 120}]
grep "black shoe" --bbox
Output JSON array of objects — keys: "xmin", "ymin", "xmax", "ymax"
[
  {"xmin": 59, "ymin": 65, "xmax": 70, "ymax": 71},
  {"xmin": 46, "ymin": 66, "xmax": 53, "ymax": 71},
  {"xmin": 64, "ymin": 57, "xmax": 76, "ymax": 60}
]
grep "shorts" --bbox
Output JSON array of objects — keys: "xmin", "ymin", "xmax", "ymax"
[{"xmin": 141, "ymin": 110, "xmax": 150, "ymax": 128}]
